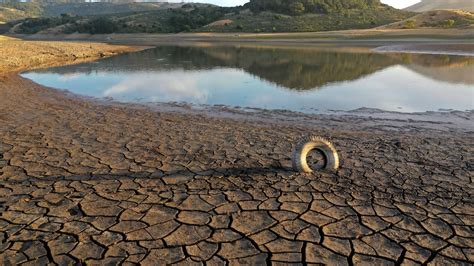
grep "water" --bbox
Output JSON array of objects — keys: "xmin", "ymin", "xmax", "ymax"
[{"xmin": 22, "ymin": 44, "xmax": 474, "ymax": 113}]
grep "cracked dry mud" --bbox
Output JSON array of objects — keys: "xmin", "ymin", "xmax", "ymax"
[{"xmin": 0, "ymin": 72, "xmax": 473, "ymax": 263}]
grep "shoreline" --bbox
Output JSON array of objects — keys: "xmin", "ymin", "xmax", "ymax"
[
  {"xmin": 11, "ymin": 35, "xmax": 473, "ymax": 133},
  {"xmin": 20, "ymin": 82, "xmax": 474, "ymax": 133},
  {"xmin": 7, "ymin": 35, "xmax": 473, "ymax": 133},
  {"xmin": 11, "ymin": 31, "xmax": 474, "ymax": 60},
  {"xmin": 9, "ymin": 28, "xmax": 474, "ymax": 50},
  {"xmin": 11, "ymin": 27, "xmax": 474, "ymax": 41},
  {"xmin": 0, "ymin": 36, "xmax": 145, "ymax": 74}
]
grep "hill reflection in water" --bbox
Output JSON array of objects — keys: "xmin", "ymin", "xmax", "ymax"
[
  {"xmin": 23, "ymin": 44, "xmax": 474, "ymax": 113},
  {"xmin": 39, "ymin": 45, "xmax": 474, "ymax": 89}
]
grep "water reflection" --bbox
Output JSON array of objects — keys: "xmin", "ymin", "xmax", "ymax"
[
  {"xmin": 22, "ymin": 44, "xmax": 474, "ymax": 113},
  {"xmin": 103, "ymin": 72, "xmax": 209, "ymax": 103}
]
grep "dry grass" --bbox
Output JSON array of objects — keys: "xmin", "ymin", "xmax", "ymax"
[
  {"xmin": 204, "ymin": 19, "xmax": 234, "ymax": 28},
  {"xmin": 381, "ymin": 10, "xmax": 474, "ymax": 29},
  {"xmin": 0, "ymin": 36, "xmax": 138, "ymax": 73},
  {"xmin": 405, "ymin": 0, "xmax": 474, "ymax": 12},
  {"xmin": 0, "ymin": 35, "xmax": 14, "ymax": 40}
]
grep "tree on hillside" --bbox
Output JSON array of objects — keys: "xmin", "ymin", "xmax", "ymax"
[
  {"xmin": 80, "ymin": 17, "xmax": 117, "ymax": 34},
  {"xmin": 246, "ymin": 0, "xmax": 381, "ymax": 15},
  {"xmin": 441, "ymin": 19, "xmax": 455, "ymax": 28},
  {"xmin": 289, "ymin": 2, "xmax": 305, "ymax": 15},
  {"xmin": 403, "ymin": 20, "xmax": 416, "ymax": 29}
]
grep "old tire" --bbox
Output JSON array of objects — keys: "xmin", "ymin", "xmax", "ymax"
[{"xmin": 293, "ymin": 136, "xmax": 340, "ymax": 173}]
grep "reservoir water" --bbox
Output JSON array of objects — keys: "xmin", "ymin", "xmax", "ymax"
[{"xmin": 22, "ymin": 44, "xmax": 474, "ymax": 113}]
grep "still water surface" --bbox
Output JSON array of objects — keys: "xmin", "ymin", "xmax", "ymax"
[{"xmin": 22, "ymin": 45, "xmax": 474, "ymax": 113}]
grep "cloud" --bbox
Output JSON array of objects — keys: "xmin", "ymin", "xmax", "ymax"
[
  {"xmin": 57, "ymin": 73, "xmax": 82, "ymax": 81},
  {"xmin": 103, "ymin": 72, "xmax": 209, "ymax": 103}
]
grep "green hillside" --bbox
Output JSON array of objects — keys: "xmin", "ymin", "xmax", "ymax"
[
  {"xmin": 0, "ymin": 2, "xmax": 185, "ymax": 22},
  {"xmin": 0, "ymin": 3, "xmax": 42, "ymax": 22},
  {"xmin": 6, "ymin": 0, "xmax": 413, "ymax": 34},
  {"xmin": 245, "ymin": 0, "xmax": 383, "ymax": 14},
  {"xmin": 11, "ymin": 5, "xmax": 232, "ymax": 34},
  {"xmin": 40, "ymin": 2, "xmax": 183, "ymax": 17},
  {"xmin": 206, "ymin": 0, "xmax": 411, "ymax": 32},
  {"xmin": 204, "ymin": 7, "xmax": 410, "ymax": 32}
]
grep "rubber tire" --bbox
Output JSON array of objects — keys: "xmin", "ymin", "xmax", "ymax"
[{"xmin": 292, "ymin": 136, "xmax": 340, "ymax": 173}]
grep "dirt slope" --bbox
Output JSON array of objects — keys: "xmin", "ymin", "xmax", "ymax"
[
  {"xmin": 405, "ymin": 0, "xmax": 474, "ymax": 12},
  {"xmin": 0, "ymin": 36, "xmax": 138, "ymax": 73},
  {"xmin": 381, "ymin": 9, "xmax": 474, "ymax": 29}
]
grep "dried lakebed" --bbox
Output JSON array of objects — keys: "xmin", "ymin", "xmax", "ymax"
[{"xmin": 0, "ymin": 41, "xmax": 473, "ymax": 265}]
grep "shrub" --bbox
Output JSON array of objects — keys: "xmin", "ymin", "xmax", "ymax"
[
  {"xmin": 441, "ymin": 19, "xmax": 455, "ymax": 28},
  {"xmin": 81, "ymin": 17, "xmax": 117, "ymax": 34},
  {"xmin": 289, "ymin": 2, "xmax": 305, "ymax": 16},
  {"xmin": 403, "ymin": 20, "xmax": 416, "ymax": 29},
  {"xmin": 17, "ymin": 18, "xmax": 54, "ymax": 34},
  {"xmin": 246, "ymin": 0, "xmax": 380, "ymax": 15}
]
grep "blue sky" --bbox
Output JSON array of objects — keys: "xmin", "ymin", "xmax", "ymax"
[{"xmin": 170, "ymin": 0, "xmax": 421, "ymax": 9}]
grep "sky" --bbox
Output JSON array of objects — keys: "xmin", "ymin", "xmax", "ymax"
[{"xmin": 169, "ymin": 0, "xmax": 422, "ymax": 9}]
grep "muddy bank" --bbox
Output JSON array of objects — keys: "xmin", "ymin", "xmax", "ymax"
[
  {"xmin": 11, "ymin": 27, "xmax": 474, "ymax": 46},
  {"xmin": 0, "ymin": 36, "xmax": 141, "ymax": 73}
]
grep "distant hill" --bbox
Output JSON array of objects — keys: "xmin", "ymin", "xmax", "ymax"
[
  {"xmin": 203, "ymin": 7, "xmax": 411, "ymax": 33},
  {"xmin": 204, "ymin": 0, "xmax": 412, "ymax": 33},
  {"xmin": 244, "ymin": 0, "xmax": 383, "ymax": 14},
  {"xmin": 405, "ymin": 0, "xmax": 474, "ymax": 12},
  {"xmin": 381, "ymin": 10, "xmax": 474, "ymax": 29},
  {"xmin": 0, "ymin": 5, "xmax": 40, "ymax": 22},
  {"xmin": 6, "ymin": 0, "xmax": 413, "ymax": 34},
  {"xmin": 40, "ymin": 2, "xmax": 184, "ymax": 17},
  {"xmin": 0, "ymin": 2, "xmax": 185, "ymax": 22},
  {"xmin": 8, "ymin": 4, "xmax": 230, "ymax": 34}
]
